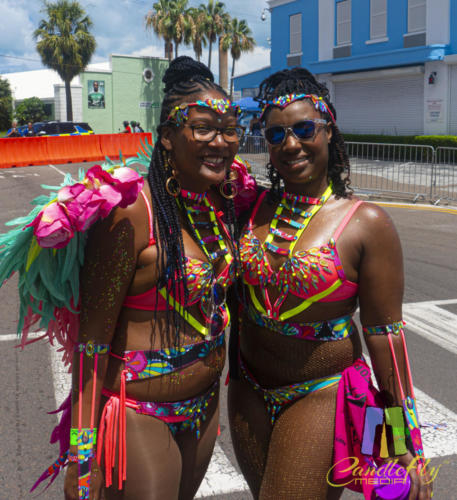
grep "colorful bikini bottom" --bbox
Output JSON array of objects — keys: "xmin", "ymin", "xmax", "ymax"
[
  {"xmin": 239, "ymin": 356, "xmax": 342, "ymax": 425},
  {"xmin": 246, "ymin": 307, "xmax": 355, "ymax": 340},
  {"xmin": 121, "ymin": 331, "xmax": 225, "ymax": 381},
  {"xmin": 98, "ymin": 382, "xmax": 219, "ymax": 488}
]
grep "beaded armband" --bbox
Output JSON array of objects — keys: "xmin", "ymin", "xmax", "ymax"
[
  {"xmin": 75, "ymin": 341, "xmax": 110, "ymax": 357},
  {"xmin": 362, "ymin": 320, "xmax": 405, "ymax": 336}
]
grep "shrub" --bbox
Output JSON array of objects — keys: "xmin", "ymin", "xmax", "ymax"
[
  {"xmin": 0, "ymin": 77, "xmax": 13, "ymax": 130},
  {"xmin": 342, "ymin": 133, "xmax": 457, "ymax": 149},
  {"xmin": 14, "ymin": 97, "xmax": 46, "ymax": 124}
]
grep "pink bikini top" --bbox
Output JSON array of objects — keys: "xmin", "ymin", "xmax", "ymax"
[
  {"xmin": 239, "ymin": 191, "xmax": 361, "ymax": 321},
  {"xmin": 123, "ymin": 191, "xmax": 236, "ymax": 312}
]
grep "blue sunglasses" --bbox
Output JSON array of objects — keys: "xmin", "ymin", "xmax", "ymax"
[{"xmin": 263, "ymin": 119, "xmax": 327, "ymax": 145}]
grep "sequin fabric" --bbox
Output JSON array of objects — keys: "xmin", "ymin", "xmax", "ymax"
[
  {"xmin": 260, "ymin": 93, "xmax": 335, "ymax": 122},
  {"xmin": 239, "ymin": 192, "xmax": 361, "ymax": 322},
  {"xmin": 136, "ymin": 381, "xmax": 219, "ymax": 438},
  {"xmin": 247, "ymin": 307, "xmax": 354, "ymax": 340},
  {"xmin": 124, "ymin": 332, "xmax": 225, "ymax": 381},
  {"xmin": 240, "ymin": 233, "xmax": 342, "ymax": 318},
  {"xmin": 167, "ymin": 99, "xmax": 241, "ymax": 125},
  {"xmin": 239, "ymin": 358, "xmax": 341, "ymax": 425},
  {"xmin": 76, "ymin": 429, "xmax": 96, "ymax": 500}
]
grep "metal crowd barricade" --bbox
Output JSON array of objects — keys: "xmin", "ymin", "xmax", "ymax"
[
  {"xmin": 238, "ymin": 138, "xmax": 456, "ymax": 205},
  {"xmin": 345, "ymin": 142, "xmax": 435, "ymax": 202},
  {"xmin": 239, "ymin": 135, "xmax": 269, "ymax": 182},
  {"xmin": 434, "ymin": 147, "xmax": 457, "ymax": 203}
]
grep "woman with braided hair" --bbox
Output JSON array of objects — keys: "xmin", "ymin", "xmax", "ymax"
[
  {"xmin": 58, "ymin": 56, "xmax": 248, "ymax": 499},
  {"xmin": 228, "ymin": 67, "xmax": 432, "ymax": 499}
]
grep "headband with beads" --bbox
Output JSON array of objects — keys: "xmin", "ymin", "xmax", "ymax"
[
  {"xmin": 167, "ymin": 98, "xmax": 241, "ymax": 125},
  {"xmin": 260, "ymin": 93, "xmax": 335, "ymax": 122}
]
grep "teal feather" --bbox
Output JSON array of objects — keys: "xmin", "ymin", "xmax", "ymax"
[{"xmin": 0, "ymin": 146, "xmax": 153, "ymax": 341}]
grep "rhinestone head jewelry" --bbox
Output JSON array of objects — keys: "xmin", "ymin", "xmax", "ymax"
[{"xmin": 167, "ymin": 99, "xmax": 241, "ymax": 125}]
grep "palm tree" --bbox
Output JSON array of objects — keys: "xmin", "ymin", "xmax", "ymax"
[
  {"xmin": 146, "ymin": 0, "xmax": 190, "ymax": 60},
  {"xmin": 145, "ymin": 0, "xmax": 174, "ymax": 61},
  {"xmin": 34, "ymin": 0, "xmax": 95, "ymax": 122},
  {"xmin": 218, "ymin": 12, "xmax": 231, "ymax": 92},
  {"xmin": 186, "ymin": 7, "xmax": 207, "ymax": 62},
  {"xmin": 221, "ymin": 17, "xmax": 255, "ymax": 98},
  {"xmin": 199, "ymin": 0, "xmax": 226, "ymax": 71},
  {"xmin": 170, "ymin": 0, "xmax": 192, "ymax": 59}
]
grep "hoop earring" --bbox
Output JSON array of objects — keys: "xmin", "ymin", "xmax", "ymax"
[
  {"xmin": 219, "ymin": 170, "xmax": 238, "ymax": 199},
  {"xmin": 166, "ymin": 169, "xmax": 181, "ymax": 197}
]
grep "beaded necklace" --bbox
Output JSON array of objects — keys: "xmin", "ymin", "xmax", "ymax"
[
  {"xmin": 178, "ymin": 189, "xmax": 233, "ymax": 337},
  {"xmin": 263, "ymin": 184, "xmax": 333, "ymax": 258},
  {"xmin": 180, "ymin": 188, "xmax": 231, "ymax": 265}
]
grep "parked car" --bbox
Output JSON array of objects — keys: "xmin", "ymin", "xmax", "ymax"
[{"xmin": 16, "ymin": 121, "xmax": 94, "ymax": 137}]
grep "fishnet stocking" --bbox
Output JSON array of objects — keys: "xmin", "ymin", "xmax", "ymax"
[{"xmin": 229, "ymin": 332, "xmax": 359, "ymax": 499}]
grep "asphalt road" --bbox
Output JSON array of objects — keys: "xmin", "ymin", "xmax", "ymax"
[{"xmin": 0, "ymin": 162, "xmax": 456, "ymax": 499}]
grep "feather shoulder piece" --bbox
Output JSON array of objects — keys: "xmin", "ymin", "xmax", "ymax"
[{"xmin": 0, "ymin": 159, "xmax": 144, "ymax": 367}]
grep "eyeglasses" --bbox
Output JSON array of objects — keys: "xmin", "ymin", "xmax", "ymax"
[
  {"xmin": 263, "ymin": 119, "xmax": 328, "ymax": 146},
  {"xmin": 184, "ymin": 124, "xmax": 245, "ymax": 143}
]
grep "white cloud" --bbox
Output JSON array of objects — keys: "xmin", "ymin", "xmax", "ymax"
[
  {"xmin": 232, "ymin": 45, "xmax": 271, "ymax": 77},
  {"xmin": 0, "ymin": 0, "xmax": 272, "ymax": 74}
]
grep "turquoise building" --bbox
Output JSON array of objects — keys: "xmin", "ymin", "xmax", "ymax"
[{"xmin": 80, "ymin": 55, "xmax": 169, "ymax": 135}]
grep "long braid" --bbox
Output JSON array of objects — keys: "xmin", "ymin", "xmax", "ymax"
[
  {"xmin": 148, "ymin": 56, "xmax": 239, "ymax": 343},
  {"xmin": 256, "ymin": 67, "xmax": 351, "ymax": 199}
]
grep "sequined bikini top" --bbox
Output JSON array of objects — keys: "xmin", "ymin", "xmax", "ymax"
[
  {"xmin": 123, "ymin": 191, "xmax": 236, "ymax": 337},
  {"xmin": 239, "ymin": 191, "xmax": 361, "ymax": 322}
]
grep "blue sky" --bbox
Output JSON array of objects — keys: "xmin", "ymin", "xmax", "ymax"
[{"xmin": 0, "ymin": 0, "xmax": 271, "ymax": 78}]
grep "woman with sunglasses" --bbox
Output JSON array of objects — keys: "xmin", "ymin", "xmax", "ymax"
[
  {"xmin": 55, "ymin": 56, "xmax": 246, "ymax": 500},
  {"xmin": 228, "ymin": 67, "xmax": 431, "ymax": 499}
]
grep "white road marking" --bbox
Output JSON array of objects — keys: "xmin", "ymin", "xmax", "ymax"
[
  {"xmin": 403, "ymin": 300, "xmax": 457, "ymax": 355},
  {"xmin": 195, "ymin": 442, "xmax": 249, "ymax": 498},
  {"xmin": 0, "ymin": 331, "xmax": 45, "ymax": 342},
  {"xmin": 47, "ymin": 163, "xmax": 68, "ymax": 176}
]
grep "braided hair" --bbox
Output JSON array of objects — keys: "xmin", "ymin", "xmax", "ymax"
[
  {"xmin": 148, "ymin": 56, "xmax": 239, "ymax": 342},
  {"xmin": 256, "ymin": 67, "xmax": 351, "ymax": 199}
]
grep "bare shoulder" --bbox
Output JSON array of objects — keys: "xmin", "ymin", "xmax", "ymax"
[
  {"xmin": 353, "ymin": 200, "xmax": 401, "ymax": 250},
  {"xmin": 90, "ymin": 184, "xmax": 150, "ymax": 252}
]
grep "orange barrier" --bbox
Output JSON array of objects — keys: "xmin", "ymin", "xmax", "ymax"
[
  {"xmin": 0, "ymin": 137, "xmax": 49, "ymax": 168},
  {"xmin": 0, "ymin": 133, "xmax": 153, "ymax": 169},
  {"xmin": 99, "ymin": 133, "xmax": 152, "ymax": 160},
  {"xmin": 46, "ymin": 135, "xmax": 103, "ymax": 164}
]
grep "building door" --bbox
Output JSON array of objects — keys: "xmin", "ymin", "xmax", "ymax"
[{"xmin": 333, "ymin": 74, "xmax": 424, "ymax": 135}]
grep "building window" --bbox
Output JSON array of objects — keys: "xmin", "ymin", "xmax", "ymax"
[
  {"xmin": 336, "ymin": 0, "xmax": 351, "ymax": 46},
  {"xmin": 370, "ymin": 0, "xmax": 387, "ymax": 39},
  {"xmin": 408, "ymin": 0, "xmax": 426, "ymax": 33},
  {"xmin": 289, "ymin": 13, "xmax": 302, "ymax": 54}
]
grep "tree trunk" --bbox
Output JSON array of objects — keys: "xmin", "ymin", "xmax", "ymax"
[
  {"xmin": 230, "ymin": 57, "xmax": 236, "ymax": 100},
  {"xmin": 65, "ymin": 78, "xmax": 73, "ymax": 121},
  {"xmin": 165, "ymin": 41, "xmax": 173, "ymax": 61},
  {"xmin": 208, "ymin": 38, "xmax": 213, "ymax": 70},
  {"xmin": 219, "ymin": 38, "xmax": 228, "ymax": 93},
  {"xmin": 175, "ymin": 43, "xmax": 178, "ymax": 59}
]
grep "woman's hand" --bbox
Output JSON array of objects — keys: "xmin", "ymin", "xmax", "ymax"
[
  {"xmin": 394, "ymin": 451, "xmax": 433, "ymax": 500},
  {"xmin": 64, "ymin": 461, "xmax": 104, "ymax": 500}
]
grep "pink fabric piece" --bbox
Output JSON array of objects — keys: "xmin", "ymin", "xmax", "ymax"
[
  {"xmin": 332, "ymin": 358, "xmax": 384, "ymax": 499},
  {"xmin": 27, "ymin": 202, "xmax": 74, "ymax": 248},
  {"xmin": 231, "ymin": 156, "xmax": 258, "ymax": 216}
]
